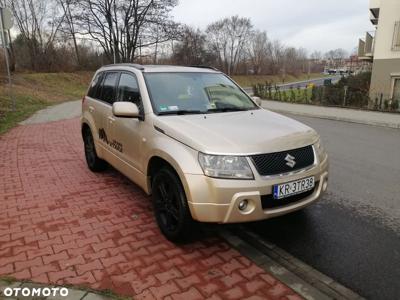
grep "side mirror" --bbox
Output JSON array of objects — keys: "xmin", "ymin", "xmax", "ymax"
[
  {"xmin": 112, "ymin": 102, "xmax": 140, "ymax": 118},
  {"xmin": 252, "ymin": 96, "xmax": 262, "ymax": 106}
]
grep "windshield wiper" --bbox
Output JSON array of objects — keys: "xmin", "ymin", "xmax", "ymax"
[
  {"xmin": 207, "ymin": 107, "xmax": 250, "ymax": 113},
  {"xmin": 158, "ymin": 110, "xmax": 205, "ymax": 116}
]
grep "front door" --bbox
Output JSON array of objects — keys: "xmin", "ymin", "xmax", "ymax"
[{"xmin": 108, "ymin": 72, "xmax": 145, "ymax": 173}]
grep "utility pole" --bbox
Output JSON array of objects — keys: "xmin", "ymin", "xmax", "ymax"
[
  {"xmin": 343, "ymin": 85, "xmax": 348, "ymax": 107},
  {"xmin": 139, "ymin": 38, "xmax": 142, "ymax": 63},
  {"xmin": 154, "ymin": 25, "xmax": 159, "ymax": 64},
  {"xmin": 0, "ymin": 7, "xmax": 15, "ymax": 111}
]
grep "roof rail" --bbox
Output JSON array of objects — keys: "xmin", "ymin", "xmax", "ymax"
[
  {"xmin": 103, "ymin": 63, "xmax": 145, "ymax": 70},
  {"xmin": 189, "ymin": 65, "xmax": 219, "ymax": 71}
]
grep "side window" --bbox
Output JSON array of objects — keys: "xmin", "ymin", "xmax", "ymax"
[
  {"xmin": 117, "ymin": 73, "xmax": 143, "ymax": 113},
  {"xmin": 87, "ymin": 72, "xmax": 103, "ymax": 99},
  {"xmin": 100, "ymin": 72, "xmax": 119, "ymax": 104}
]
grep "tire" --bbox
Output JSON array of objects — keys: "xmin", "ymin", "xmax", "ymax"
[
  {"xmin": 83, "ymin": 127, "xmax": 107, "ymax": 172},
  {"xmin": 152, "ymin": 167, "xmax": 194, "ymax": 242}
]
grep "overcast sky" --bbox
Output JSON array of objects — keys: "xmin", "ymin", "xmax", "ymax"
[{"xmin": 172, "ymin": 0, "xmax": 375, "ymax": 54}]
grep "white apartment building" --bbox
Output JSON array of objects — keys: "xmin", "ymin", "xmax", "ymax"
[{"xmin": 359, "ymin": 0, "xmax": 400, "ymax": 106}]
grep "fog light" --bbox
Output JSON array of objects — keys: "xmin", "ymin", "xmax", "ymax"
[{"xmin": 238, "ymin": 200, "xmax": 248, "ymax": 211}]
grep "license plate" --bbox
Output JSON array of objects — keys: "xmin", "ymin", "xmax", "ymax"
[{"xmin": 273, "ymin": 177, "xmax": 315, "ymax": 199}]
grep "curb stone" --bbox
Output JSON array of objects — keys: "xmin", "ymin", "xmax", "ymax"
[
  {"xmin": 269, "ymin": 108, "xmax": 400, "ymax": 129},
  {"xmin": 219, "ymin": 228, "xmax": 365, "ymax": 300}
]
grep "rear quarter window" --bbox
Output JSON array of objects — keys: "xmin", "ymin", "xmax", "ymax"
[{"xmin": 87, "ymin": 72, "xmax": 103, "ymax": 99}]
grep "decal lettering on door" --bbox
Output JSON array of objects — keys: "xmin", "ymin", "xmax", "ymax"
[{"xmin": 98, "ymin": 128, "xmax": 123, "ymax": 153}]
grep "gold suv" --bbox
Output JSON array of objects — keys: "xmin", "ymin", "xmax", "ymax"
[{"xmin": 81, "ymin": 64, "xmax": 329, "ymax": 241}]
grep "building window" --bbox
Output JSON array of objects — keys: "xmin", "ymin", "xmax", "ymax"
[
  {"xmin": 392, "ymin": 21, "xmax": 400, "ymax": 51},
  {"xmin": 393, "ymin": 78, "xmax": 400, "ymax": 101}
]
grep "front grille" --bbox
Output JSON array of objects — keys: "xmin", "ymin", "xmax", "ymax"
[
  {"xmin": 261, "ymin": 186, "xmax": 317, "ymax": 209},
  {"xmin": 251, "ymin": 145, "xmax": 315, "ymax": 176}
]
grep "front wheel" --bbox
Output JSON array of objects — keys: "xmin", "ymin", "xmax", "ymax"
[{"xmin": 152, "ymin": 167, "xmax": 194, "ymax": 242}]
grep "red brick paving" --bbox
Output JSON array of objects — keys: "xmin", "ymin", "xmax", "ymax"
[{"xmin": 0, "ymin": 118, "xmax": 302, "ymax": 299}]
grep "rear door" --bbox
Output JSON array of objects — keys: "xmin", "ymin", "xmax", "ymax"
[
  {"xmin": 96, "ymin": 72, "xmax": 120, "ymax": 154},
  {"xmin": 85, "ymin": 72, "xmax": 106, "ymax": 147}
]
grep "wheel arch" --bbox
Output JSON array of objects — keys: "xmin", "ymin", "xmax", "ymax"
[
  {"xmin": 146, "ymin": 155, "xmax": 184, "ymax": 195},
  {"xmin": 81, "ymin": 121, "xmax": 104, "ymax": 159},
  {"xmin": 81, "ymin": 122, "xmax": 91, "ymax": 138}
]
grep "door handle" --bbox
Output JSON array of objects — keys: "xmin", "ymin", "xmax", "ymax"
[
  {"xmin": 89, "ymin": 106, "xmax": 95, "ymax": 113},
  {"xmin": 108, "ymin": 116, "xmax": 115, "ymax": 123}
]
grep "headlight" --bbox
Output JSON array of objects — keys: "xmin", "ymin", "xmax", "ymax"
[{"xmin": 198, "ymin": 153, "xmax": 254, "ymax": 179}]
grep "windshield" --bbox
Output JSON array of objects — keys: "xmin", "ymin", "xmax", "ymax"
[{"xmin": 144, "ymin": 72, "xmax": 258, "ymax": 115}]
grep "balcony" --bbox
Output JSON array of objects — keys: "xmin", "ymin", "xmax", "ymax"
[
  {"xmin": 370, "ymin": 12, "xmax": 378, "ymax": 25},
  {"xmin": 358, "ymin": 31, "xmax": 375, "ymax": 62},
  {"xmin": 369, "ymin": 0, "xmax": 380, "ymax": 25}
]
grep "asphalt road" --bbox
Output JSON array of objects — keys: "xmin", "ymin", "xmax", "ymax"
[
  {"xmin": 246, "ymin": 115, "xmax": 400, "ymax": 300},
  {"xmin": 278, "ymin": 75, "xmax": 342, "ymax": 90}
]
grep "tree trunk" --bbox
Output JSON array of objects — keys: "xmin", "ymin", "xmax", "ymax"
[{"xmin": 71, "ymin": 31, "xmax": 80, "ymax": 66}]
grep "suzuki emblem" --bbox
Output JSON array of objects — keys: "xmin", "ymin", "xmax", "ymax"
[{"xmin": 285, "ymin": 154, "xmax": 296, "ymax": 168}]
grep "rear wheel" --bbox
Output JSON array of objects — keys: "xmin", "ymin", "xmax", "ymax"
[
  {"xmin": 152, "ymin": 167, "xmax": 194, "ymax": 242},
  {"xmin": 83, "ymin": 127, "xmax": 107, "ymax": 172}
]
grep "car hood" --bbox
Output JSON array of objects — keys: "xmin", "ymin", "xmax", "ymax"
[{"xmin": 153, "ymin": 109, "xmax": 319, "ymax": 154}]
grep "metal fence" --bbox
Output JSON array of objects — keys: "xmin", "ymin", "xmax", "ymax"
[{"xmin": 253, "ymin": 81, "xmax": 400, "ymax": 113}]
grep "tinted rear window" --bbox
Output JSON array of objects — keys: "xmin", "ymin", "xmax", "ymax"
[
  {"xmin": 87, "ymin": 72, "xmax": 103, "ymax": 99},
  {"xmin": 101, "ymin": 72, "xmax": 119, "ymax": 104}
]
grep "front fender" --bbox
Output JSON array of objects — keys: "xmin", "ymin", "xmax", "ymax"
[{"xmin": 144, "ymin": 133, "xmax": 202, "ymax": 195}]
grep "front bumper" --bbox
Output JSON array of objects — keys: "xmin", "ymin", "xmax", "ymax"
[{"xmin": 185, "ymin": 154, "xmax": 329, "ymax": 223}]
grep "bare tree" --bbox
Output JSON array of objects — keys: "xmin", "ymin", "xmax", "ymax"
[
  {"xmin": 324, "ymin": 48, "xmax": 348, "ymax": 68},
  {"xmin": 76, "ymin": 0, "xmax": 178, "ymax": 63},
  {"xmin": 310, "ymin": 50, "xmax": 322, "ymax": 61},
  {"xmin": 268, "ymin": 40, "xmax": 285, "ymax": 75},
  {"xmin": 246, "ymin": 30, "xmax": 271, "ymax": 75},
  {"xmin": 206, "ymin": 16, "xmax": 253, "ymax": 75},
  {"xmin": 8, "ymin": 0, "xmax": 65, "ymax": 70},
  {"xmin": 58, "ymin": 0, "xmax": 80, "ymax": 65},
  {"xmin": 172, "ymin": 26, "xmax": 209, "ymax": 66}
]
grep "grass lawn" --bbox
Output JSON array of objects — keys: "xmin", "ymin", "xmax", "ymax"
[
  {"xmin": 232, "ymin": 73, "xmax": 327, "ymax": 87},
  {"xmin": 0, "ymin": 72, "xmax": 93, "ymax": 134}
]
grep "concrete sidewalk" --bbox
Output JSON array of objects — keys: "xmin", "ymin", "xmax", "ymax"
[
  {"xmin": 20, "ymin": 100, "xmax": 81, "ymax": 125},
  {"xmin": 261, "ymin": 100, "xmax": 400, "ymax": 129}
]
